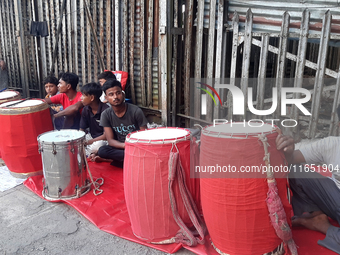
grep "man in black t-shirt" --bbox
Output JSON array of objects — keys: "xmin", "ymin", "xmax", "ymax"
[{"xmin": 96, "ymin": 78, "xmax": 148, "ymax": 168}]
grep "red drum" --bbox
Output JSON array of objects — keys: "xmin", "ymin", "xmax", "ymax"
[
  {"xmin": 200, "ymin": 123, "xmax": 292, "ymax": 255},
  {"xmin": 124, "ymin": 127, "xmax": 203, "ymax": 244},
  {"xmin": 0, "ymin": 90, "xmax": 21, "ymax": 104},
  {"xmin": 0, "ymin": 99, "xmax": 53, "ymax": 178},
  {"xmin": 0, "ymin": 90, "xmax": 21, "ymax": 158}
]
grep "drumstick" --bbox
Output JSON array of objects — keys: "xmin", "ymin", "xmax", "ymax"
[
  {"xmin": 5, "ymin": 98, "xmax": 30, "ymax": 107},
  {"xmin": 0, "ymin": 88, "xmax": 7, "ymax": 92}
]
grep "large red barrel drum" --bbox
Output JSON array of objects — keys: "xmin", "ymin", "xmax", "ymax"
[
  {"xmin": 0, "ymin": 90, "xmax": 21, "ymax": 158},
  {"xmin": 0, "ymin": 99, "xmax": 53, "ymax": 178},
  {"xmin": 199, "ymin": 123, "xmax": 292, "ymax": 255},
  {"xmin": 124, "ymin": 127, "xmax": 201, "ymax": 243}
]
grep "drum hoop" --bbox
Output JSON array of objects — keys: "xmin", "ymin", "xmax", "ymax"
[
  {"xmin": 126, "ymin": 127, "xmax": 191, "ymax": 144},
  {"xmin": 0, "ymin": 90, "xmax": 21, "ymax": 103},
  {"xmin": 0, "ymin": 99, "xmax": 49, "ymax": 115},
  {"xmin": 202, "ymin": 124, "xmax": 277, "ymax": 139},
  {"xmin": 38, "ymin": 129, "xmax": 86, "ymax": 144}
]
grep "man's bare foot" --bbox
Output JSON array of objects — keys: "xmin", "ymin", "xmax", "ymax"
[
  {"xmin": 292, "ymin": 213, "xmax": 331, "ymax": 235},
  {"xmin": 89, "ymin": 153, "xmax": 96, "ymax": 161},
  {"xmin": 92, "ymin": 155, "xmax": 113, "ymax": 163},
  {"xmin": 292, "ymin": 210, "xmax": 323, "ymax": 220}
]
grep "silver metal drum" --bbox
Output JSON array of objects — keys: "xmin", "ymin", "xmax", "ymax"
[{"xmin": 38, "ymin": 130, "xmax": 90, "ymax": 200}]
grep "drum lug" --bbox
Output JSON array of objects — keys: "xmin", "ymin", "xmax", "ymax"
[
  {"xmin": 70, "ymin": 141, "xmax": 75, "ymax": 154},
  {"xmin": 58, "ymin": 187, "xmax": 62, "ymax": 198},
  {"xmin": 52, "ymin": 142, "xmax": 57, "ymax": 155},
  {"xmin": 75, "ymin": 185, "xmax": 81, "ymax": 198},
  {"xmin": 38, "ymin": 145, "xmax": 43, "ymax": 154}
]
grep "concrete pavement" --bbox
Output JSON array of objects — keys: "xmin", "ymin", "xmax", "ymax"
[{"xmin": 0, "ymin": 159, "xmax": 195, "ymax": 255}]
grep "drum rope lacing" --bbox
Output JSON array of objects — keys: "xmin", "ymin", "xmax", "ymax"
[
  {"xmin": 167, "ymin": 142, "xmax": 206, "ymax": 247},
  {"xmin": 83, "ymin": 145, "xmax": 104, "ymax": 196},
  {"xmin": 258, "ymin": 134, "xmax": 298, "ymax": 255}
]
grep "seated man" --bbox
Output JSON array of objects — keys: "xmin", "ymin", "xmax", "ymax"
[
  {"xmin": 98, "ymin": 71, "xmax": 116, "ymax": 103},
  {"xmin": 79, "ymin": 82, "xmax": 109, "ymax": 157},
  {"xmin": 44, "ymin": 72, "xmax": 83, "ymax": 129},
  {"xmin": 276, "ymin": 106, "xmax": 340, "ymax": 254},
  {"xmin": 43, "ymin": 75, "xmax": 64, "ymax": 130},
  {"xmin": 94, "ymin": 78, "xmax": 148, "ymax": 167}
]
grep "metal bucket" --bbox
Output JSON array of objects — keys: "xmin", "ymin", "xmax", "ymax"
[{"xmin": 38, "ymin": 130, "xmax": 90, "ymax": 200}]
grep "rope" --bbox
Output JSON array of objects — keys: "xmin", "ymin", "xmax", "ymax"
[
  {"xmin": 168, "ymin": 143, "xmax": 206, "ymax": 246},
  {"xmin": 83, "ymin": 144, "xmax": 104, "ymax": 196},
  {"xmin": 258, "ymin": 133, "xmax": 298, "ymax": 255}
]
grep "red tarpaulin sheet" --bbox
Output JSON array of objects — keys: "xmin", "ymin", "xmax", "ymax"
[{"xmin": 24, "ymin": 161, "xmax": 338, "ymax": 255}]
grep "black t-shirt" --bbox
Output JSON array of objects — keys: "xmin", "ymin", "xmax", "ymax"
[
  {"xmin": 80, "ymin": 102, "xmax": 109, "ymax": 138},
  {"xmin": 100, "ymin": 104, "xmax": 148, "ymax": 142}
]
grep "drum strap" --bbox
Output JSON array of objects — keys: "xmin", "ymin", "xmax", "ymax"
[
  {"xmin": 259, "ymin": 134, "xmax": 298, "ymax": 255},
  {"xmin": 83, "ymin": 146, "xmax": 104, "ymax": 196},
  {"xmin": 168, "ymin": 146, "xmax": 206, "ymax": 247}
]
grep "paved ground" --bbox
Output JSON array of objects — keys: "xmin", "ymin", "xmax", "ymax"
[{"xmin": 0, "ymin": 159, "xmax": 194, "ymax": 255}]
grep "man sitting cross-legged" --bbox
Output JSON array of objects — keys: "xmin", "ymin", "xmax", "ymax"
[{"xmin": 92, "ymin": 78, "xmax": 148, "ymax": 168}]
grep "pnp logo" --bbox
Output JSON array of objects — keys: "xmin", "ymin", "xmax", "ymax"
[{"xmin": 197, "ymin": 83, "xmax": 312, "ymax": 116}]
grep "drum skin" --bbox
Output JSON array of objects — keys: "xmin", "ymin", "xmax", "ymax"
[
  {"xmin": 124, "ymin": 128, "xmax": 200, "ymax": 243},
  {"xmin": 0, "ymin": 99, "xmax": 53, "ymax": 178},
  {"xmin": 200, "ymin": 127, "xmax": 291, "ymax": 255}
]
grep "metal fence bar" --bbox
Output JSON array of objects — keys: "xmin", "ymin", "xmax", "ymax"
[
  {"xmin": 115, "ymin": 0, "xmax": 120, "ymax": 70},
  {"xmin": 159, "ymin": 0, "xmax": 168, "ymax": 125},
  {"xmin": 292, "ymin": 9, "xmax": 309, "ymax": 135},
  {"xmin": 274, "ymin": 11, "xmax": 290, "ymax": 119},
  {"xmin": 80, "ymin": 0, "xmax": 86, "ymax": 84},
  {"xmin": 227, "ymin": 11, "xmax": 239, "ymax": 119},
  {"xmin": 140, "ymin": 0, "xmax": 146, "ymax": 106},
  {"xmin": 67, "ymin": 0, "xmax": 72, "ymax": 72},
  {"xmin": 240, "ymin": 9, "xmax": 253, "ymax": 117},
  {"xmin": 122, "ymin": 0, "xmax": 129, "ymax": 72},
  {"xmin": 194, "ymin": 0, "xmax": 204, "ymax": 119},
  {"xmin": 72, "ymin": 1, "xmax": 78, "ymax": 76},
  {"xmin": 183, "ymin": 0, "xmax": 194, "ymax": 122},
  {"xmin": 256, "ymin": 35, "xmax": 269, "ymax": 114},
  {"xmin": 106, "ymin": 0, "xmax": 111, "ymax": 71},
  {"xmin": 129, "ymin": 0, "xmax": 136, "ymax": 104},
  {"xmin": 309, "ymin": 10, "xmax": 332, "ymax": 138},
  {"xmin": 206, "ymin": 0, "xmax": 217, "ymax": 122},
  {"xmin": 329, "ymin": 65, "xmax": 340, "ymax": 136},
  {"xmin": 171, "ymin": 0, "xmax": 178, "ymax": 126},
  {"xmin": 214, "ymin": 0, "xmax": 224, "ymax": 119},
  {"xmin": 147, "ymin": 0, "xmax": 153, "ymax": 108}
]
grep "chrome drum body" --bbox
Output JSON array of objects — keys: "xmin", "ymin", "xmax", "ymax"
[{"xmin": 38, "ymin": 130, "xmax": 90, "ymax": 200}]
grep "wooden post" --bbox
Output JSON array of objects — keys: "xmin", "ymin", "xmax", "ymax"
[{"xmin": 83, "ymin": 0, "xmax": 105, "ymax": 73}]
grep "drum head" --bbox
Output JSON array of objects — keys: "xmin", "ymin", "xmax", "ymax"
[
  {"xmin": 127, "ymin": 127, "xmax": 190, "ymax": 143},
  {"xmin": 0, "ymin": 90, "xmax": 19, "ymax": 99},
  {"xmin": 0, "ymin": 99, "xmax": 43, "ymax": 108},
  {"xmin": 203, "ymin": 123, "xmax": 275, "ymax": 138},
  {"xmin": 38, "ymin": 130, "xmax": 85, "ymax": 143}
]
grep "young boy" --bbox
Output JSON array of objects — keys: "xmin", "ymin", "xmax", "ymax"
[
  {"xmin": 43, "ymin": 76, "xmax": 63, "ymax": 130},
  {"xmin": 98, "ymin": 71, "xmax": 116, "ymax": 103},
  {"xmin": 44, "ymin": 72, "xmax": 83, "ymax": 129},
  {"xmin": 94, "ymin": 78, "xmax": 148, "ymax": 168},
  {"xmin": 79, "ymin": 82, "xmax": 109, "ymax": 157}
]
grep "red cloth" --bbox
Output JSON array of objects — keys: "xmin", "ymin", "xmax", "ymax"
[
  {"xmin": 105, "ymin": 70, "xmax": 128, "ymax": 91},
  {"xmin": 23, "ymin": 161, "xmax": 338, "ymax": 255},
  {"xmin": 0, "ymin": 108, "xmax": 53, "ymax": 175},
  {"xmin": 199, "ymin": 130, "xmax": 291, "ymax": 255},
  {"xmin": 50, "ymin": 92, "xmax": 82, "ymax": 112}
]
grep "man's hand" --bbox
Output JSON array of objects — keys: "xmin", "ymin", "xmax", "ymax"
[{"xmin": 275, "ymin": 128, "xmax": 295, "ymax": 163}]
